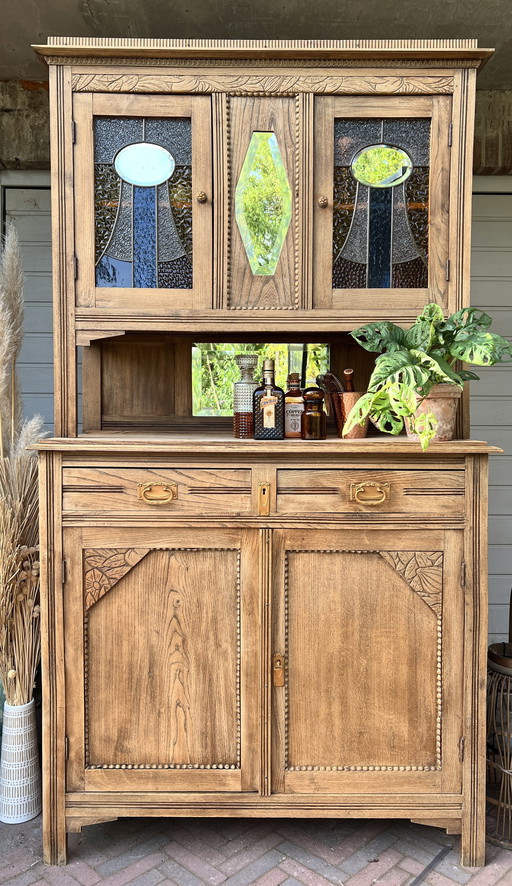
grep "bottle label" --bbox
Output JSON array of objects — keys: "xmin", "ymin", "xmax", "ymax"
[
  {"xmin": 261, "ymin": 395, "xmax": 278, "ymax": 428},
  {"xmin": 285, "ymin": 401, "xmax": 304, "ymax": 437}
]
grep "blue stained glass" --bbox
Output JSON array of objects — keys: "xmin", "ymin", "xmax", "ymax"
[
  {"xmin": 133, "ymin": 187, "xmax": 157, "ymax": 288},
  {"xmin": 96, "ymin": 255, "xmax": 132, "ymax": 287},
  {"xmin": 368, "ymin": 188, "xmax": 392, "ymax": 288},
  {"xmin": 94, "ymin": 116, "xmax": 193, "ymax": 289}
]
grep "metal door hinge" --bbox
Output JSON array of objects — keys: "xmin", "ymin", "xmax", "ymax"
[
  {"xmin": 73, "ymin": 256, "xmax": 78, "ymax": 281},
  {"xmin": 460, "ymin": 561, "xmax": 466, "ymax": 588},
  {"xmin": 72, "ymin": 121, "xmax": 76, "ymax": 144},
  {"xmin": 273, "ymin": 653, "xmax": 285, "ymax": 687},
  {"xmin": 62, "ymin": 560, "xmax": 67, "ymax": 585},
  {"xmin": 65, "ymin": 736, "xmax": 69, "ymax": 760},
  {"xmin": 448, "ymin": 123, "xmax": 453, "ymax": 147},
  {"xmin": 459, "ymin": 736, "xmax": 465, "ymax": 763},
  {"xmin": 258, "ymin": 482, "xmax": 271, "ymax": 517},
  {"xmin": 445, "ymin": 259, "xmax": 451, "ymax": 282}
]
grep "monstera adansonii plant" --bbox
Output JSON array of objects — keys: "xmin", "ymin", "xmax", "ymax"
[{"xmin": 342, "ymin": 303, "xmax": 512, "ymax": 450}]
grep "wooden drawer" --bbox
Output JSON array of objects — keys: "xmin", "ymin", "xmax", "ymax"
[
  {"xmin": 62, "ymin": 466, "xmax": 252, "ymax": 515},
  {"xmin": 276, "ymin": 468, "xmax": 465, "ymax": 518}
]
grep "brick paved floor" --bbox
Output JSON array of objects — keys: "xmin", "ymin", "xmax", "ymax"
[{"xmin": 1, "ymin": 816, "xmax": 512, "ymax": 886}]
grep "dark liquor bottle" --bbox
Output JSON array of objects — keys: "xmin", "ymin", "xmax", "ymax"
[
  {"xmin": 284, "ymin": 372, "xmax": 304, "ymax": 439},
  {"xmin": 343, "ymin": 368, "xmax": 355, "ymax": 392},
  {"xmin": 253, "ymin": 358, "xmax": 285, "ymax": 440},
  {"xmin": 301, "ymin": 387, "xmax": 327, "ymax": 440}
]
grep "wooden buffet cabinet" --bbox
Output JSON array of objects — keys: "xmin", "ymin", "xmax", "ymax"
[{"xmin": 34, "ymin": 38, "xmax": 496, "ymax": 866}]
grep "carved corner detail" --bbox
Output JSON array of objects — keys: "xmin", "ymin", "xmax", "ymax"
[
  {"xmin": 84, "ymin": 548, "xmax": 151, "ymax": 609},
  {"xmin": 379, "ymin": 551, "xmax": 443, "ymax": 616}
]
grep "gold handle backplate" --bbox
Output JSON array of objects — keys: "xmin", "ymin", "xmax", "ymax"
[
  {"xmin": 349, "ymin": 481, "xmax": 390, "ymax": 506},
  {"xmin": 273, "ymin": 653, "xmax": 285, "ymax": 687},
  {"xmin": 137, "ymin": 482, "xmax": 178, "ymax": 504}
]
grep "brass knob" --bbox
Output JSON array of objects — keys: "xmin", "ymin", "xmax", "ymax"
[
  {"xmin": 318, "ymin": 195, "xmax": 329, "ymax": 208},
  {"xmin": 137, "ymin": 482, "xmax": 178, "ymax": 504},
  {"xmin": 196, "ymin": 191, "xmax": 208, "ymax": 204}
]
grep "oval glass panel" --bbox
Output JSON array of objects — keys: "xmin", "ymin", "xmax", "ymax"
[
  {"xmin": 351, "ymin": 144, "xmax": 413, "ymax": 188},
  {"xmin": 114, "ymin": 143, "xmax": 175, "ymax": 187}
]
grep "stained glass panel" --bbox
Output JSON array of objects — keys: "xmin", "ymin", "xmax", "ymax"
[
  {"xmin": 235, "ymin": 132, "xmax": 292, "ymax": 276},
  {"xmin": 94, "ymin": 117, "xmax": 192, "ymax": 289},
  {"xmin": 333, "ymin": 118, "xmax": 430, "ymax": 289}
]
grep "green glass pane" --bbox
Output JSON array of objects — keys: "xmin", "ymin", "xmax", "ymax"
[{"xmin": 235, "ymin": 132, "xmax": 292, "ymax": 276}]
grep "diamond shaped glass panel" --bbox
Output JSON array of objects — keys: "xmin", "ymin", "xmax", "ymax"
[{"xmin": 235, "ymin": 132, "xmax": 292, "ymax": 276}]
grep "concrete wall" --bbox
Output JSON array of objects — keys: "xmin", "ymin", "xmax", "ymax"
[
  {"xmin": 0, "ymin": 81, "xmax": 49, "ymax": 170},
  {"xmin": 1, "ymin": 80, "xmax": 512, "ymax": 173}
]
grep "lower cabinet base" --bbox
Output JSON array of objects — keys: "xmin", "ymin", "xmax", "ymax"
[{"xmin": 45, "ymin": 795, "xmax": 482, "ymax": 867}]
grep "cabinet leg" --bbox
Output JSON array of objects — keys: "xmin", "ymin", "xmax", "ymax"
[
  {"xmin": 43, "ymin": 812, "xmax": 68, "ymax": 865},
  {"xmin": 460, "ymin": 812, "xmax": 486, "ymax": 867}
]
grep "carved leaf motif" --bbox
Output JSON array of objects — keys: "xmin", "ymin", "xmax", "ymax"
[
  {"xmin": 379, "ymin": 550, "xmax": 443, "ymax": 616},
  {"xmin": 84, "ymin": 548, "xmax": 150, "ymax": 609},
  {"xmin": 71, "ymin": 73, "xmax": 454, "ymax": 96}
]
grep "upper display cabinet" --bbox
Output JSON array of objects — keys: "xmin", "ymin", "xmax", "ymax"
[{"xmin": 35, "ymin": 38, "xmax": 492, "ymax": 333}]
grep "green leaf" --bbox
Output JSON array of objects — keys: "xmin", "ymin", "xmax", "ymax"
[
  {"xmin": 445, "ymin": 307, "xmax": 492, "ymax": 333},
  {"xmin": 404, "ymin": 319, "xmax": 436, "ymax": 351},
  {"xmin": 457, "ymin": 369, "xmax": 480, "ymax": 382},
  {"xmin": 410, "ymin": 412, "xmax": 438, "ymax": 452},
  {"xmin": 448, "ymin": 332, "xmax": 512, "ymax": 366},
  {"xmin": 408, "ymin": 350, "xmax": 463, "ymax": 391},
  {"xmin": 350, "ymin": 322, "xmax": 405, "ymax": 353},
  {"xmin": 416, "ymin": 303, "xmax": 444, "ymax": 325},
  {"xmin": 342, "ymin": 392, "xmax": 373, "ymax": 436}
]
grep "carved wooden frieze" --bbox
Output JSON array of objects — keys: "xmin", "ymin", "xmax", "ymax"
[
  {"xmin": 84, "ymin": 548, "xmax": 150, "ymax": 609},
  {"xmin": 379, "ymin": 551, "xmax": 443, "ymax": 617},
  {"xmin": 71, "ymin": 72, "xmax": 455, "ymax": 96}
]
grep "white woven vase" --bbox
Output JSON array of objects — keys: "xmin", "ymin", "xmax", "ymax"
[{"xmin": 0, "ymin": 699, "xmax": 41, "ymax": 823}]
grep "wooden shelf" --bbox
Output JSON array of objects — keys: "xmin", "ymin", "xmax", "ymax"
[{"xmin": 34, "ymin": 433, "xmax": 502, "ymax": 456}]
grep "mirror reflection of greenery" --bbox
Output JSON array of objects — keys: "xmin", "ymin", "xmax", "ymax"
[
  {"xmin": 352, "ymin": 145, "xmax": 412, "ymax": 187},
  {"xmin": 238, "ymin": 137, "xmax": 289, "ymax": 272},
  {"xmin": 192, "ymin": 343, "xmax": 330, "ymax": 416}
]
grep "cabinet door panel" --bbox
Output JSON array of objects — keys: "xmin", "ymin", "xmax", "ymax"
[
  {"xmin": 74, "ymin": 93, "xmax": 212, "ymax": 314},
  {"xmin": 313, "ymin": 95, "xmax": 451, "ymax": 321},
  {"xmin": 64, "ymin": 527, "xmax": 259, "ymax": 793},
  {"xmin": 227, "ymin": 96, "xmax": 298, "ymax": 309},
  {"xmin": 271, "ymin": 528, "xmax": 463, "ymax": 795}
]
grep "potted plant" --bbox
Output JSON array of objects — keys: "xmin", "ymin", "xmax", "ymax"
[
  {"xmin": 342, "ymin": 302, "xmax": 512, "ymax": 450},
  {"xmin": 0, "ymin": 224, "xmax": 44, "ymax": 823}
]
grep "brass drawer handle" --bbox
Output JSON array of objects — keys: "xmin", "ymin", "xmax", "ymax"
[
  {"xmin": 318, "ymin": 195, "xmax": 329, "ymax": 208},
  {"xmin": 350, "ymin": 481, "xmax": 390, "ymax": 506},
  {"xmin": 137, "ymin": 482, "xmax": 178, "ymax": 504},
  {"xmin": 196, "ymin": 191, "xmax": 208, "ymax": 203}
]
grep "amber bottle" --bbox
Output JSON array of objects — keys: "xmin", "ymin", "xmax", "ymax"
[{"xmin": 301, "ymin": 387, "xmax": 327, "ymax": 440}]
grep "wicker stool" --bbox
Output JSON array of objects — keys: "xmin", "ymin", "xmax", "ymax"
[{"xmin": 487, "ymin": 642, "xmax": 512, "ymax": 847}]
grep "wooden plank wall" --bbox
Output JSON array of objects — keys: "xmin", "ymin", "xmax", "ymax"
[{"xmin": 471, "ymin": 189, "xmax": 512, "ymax": 642}]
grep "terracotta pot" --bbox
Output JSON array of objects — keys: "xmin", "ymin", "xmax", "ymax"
[
  {"xmin": 405, "ymin": 383, "xmax": 462, "ymax": 443},
  {"xmin": 332, "ymin": 391, "xmax": 369, "ymax": 439}
]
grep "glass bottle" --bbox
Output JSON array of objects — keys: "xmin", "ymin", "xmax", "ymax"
[
  {"xmin": 253, "ymin": 358, "xmax": 285, "ymax": 440},
  {"xmin": 284, "ymin": 372, "xmax": 304, "ymax": 439},
  {"xmin": 301, "ymin": 387, "xmax": 327, "ymax": 440},
  {"xmin": 233, "ymin": 354, "xmax": 258, "ymax": 438}
]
